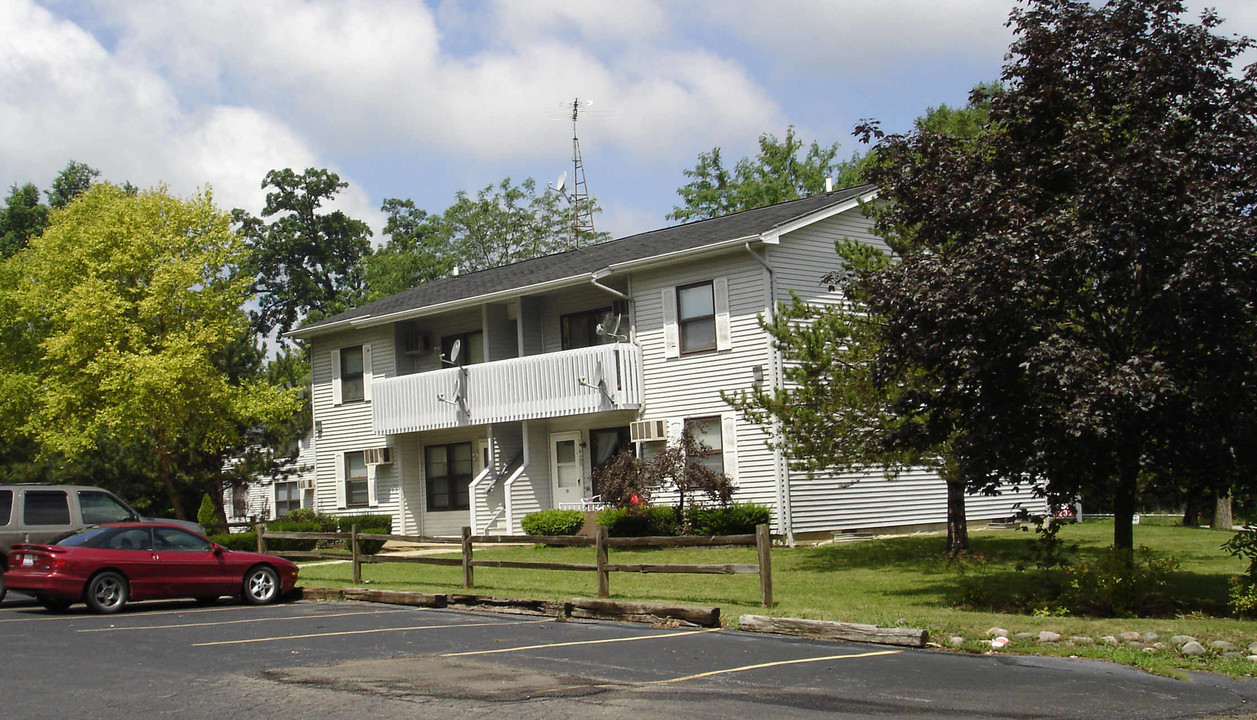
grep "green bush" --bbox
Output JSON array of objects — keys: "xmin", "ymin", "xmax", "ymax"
[
  {"xmin": 521, "ymin": 509, "xmax": 586, "ymax": 536},
  {"xmin": 284, "ymin": 508, "xmax": 338, "ymax": 532},
  {"xmin": 336, "ymin": 515, "xmax": 393, "ymax": 555},
  {"xmin": 597, "ymin": 506, "xmax": 680, "ymax": 537},
  {"xmin": 685, "ymin": 503, "xmax": 771, "ymax": 535},
  {"xmin": 209, "ymin": 532, "xmax": 257, "ymax": 552},
  {"xmin": 263, "ymin": 519, "xmax": 323, "ymax": 551},
  {"xmin": 197, "ymin": 494, "xmax": 218, "ymax": 529}
]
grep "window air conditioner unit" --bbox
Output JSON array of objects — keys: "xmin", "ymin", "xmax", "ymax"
[
  {"xmin": 297, "ymin": 478, "xmax": 316, "ymax": 491},
  {"xmin": 402, "ymin": 331, "xmax": 432, "ymax": 355},
  {"xmin": 630, "ymin": 419, "xmax": 667, "ymax": 443},
  {"xmin": 364, "ymin": 447, "xmax": 394, "ymax": 465}
]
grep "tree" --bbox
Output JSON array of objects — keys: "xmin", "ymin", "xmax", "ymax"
[
  {"xmin": 361, "ymin": 198, "xmax": 456, "ymax": 301},
  {"xmin": 723, "ymin": 91, "xmax": 995, "ymax": 556},
  {"xmin": 4, "ymin": 184, "xmax": 301, "ymax": 520},
  {"xmin": 668, "ymin": 126, "xmax": 868, "ymax": 223},
  {"xmin": 233, "ymin": 168, "xmax": 373, "ymax": 338},
  {"xmin": 439, "ymin": 177, "xmax": 608, "ymax": 274},
  {"xmin": 0, "ymin": 183, "xmax": 49, "ymax": 258},
  {"xmin": 854, "ymin": 0, "xmax": 1257, "ymax": 552},
  {"xmin": 45, "ymin": 160, "xmax": 101, "ymax": 209}
]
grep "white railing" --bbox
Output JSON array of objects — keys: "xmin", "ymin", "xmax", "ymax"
[{"xmin": 373, "ymin": 344, "xmax": 643, "ymax": 435}]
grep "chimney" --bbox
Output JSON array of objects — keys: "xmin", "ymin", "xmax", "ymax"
[{"xmin": 825, "ymin": 177, "xmax": 833, "ymax": 193}]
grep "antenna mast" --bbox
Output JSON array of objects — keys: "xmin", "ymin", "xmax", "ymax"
[{"xmin": 567, "ymin": 97, "xmax": 596, "ymax": 241}]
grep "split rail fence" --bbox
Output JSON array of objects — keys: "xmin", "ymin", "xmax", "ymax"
[{"xmin": 256, "ymin": 523, "xmax": 773, "ymax": 607}]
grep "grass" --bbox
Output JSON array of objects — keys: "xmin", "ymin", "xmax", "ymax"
[{"xmin": 297, "ymin": 519, "xmax": 1257, "ymax": 678}]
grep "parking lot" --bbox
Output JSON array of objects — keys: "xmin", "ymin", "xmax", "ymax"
[{"xmin": 4, "ymin": 592, "xmax": 1257, "ymax": 719}]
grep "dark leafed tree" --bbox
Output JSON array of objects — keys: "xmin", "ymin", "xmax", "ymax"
[
  {"xmin": 45, "ymin": 160, "xmax": 101, "ymax": 210},
  {"xmin": 440, "ymin": 177, "xmax": 608, "ymax": 274},
  {"xmin": 669, "ymin": 126, "xmax": 868, "ymax": 223},
  {"xmin": 233, "ymin": 168, "xmax": 373, "ymax": 338},
  {"xmin": 0, "ymin": 183, "xmax": 50, "ymax": 258},
  {"xmin": 855, "ymin": 0, "xmax": 1257, "ymax": 552}
]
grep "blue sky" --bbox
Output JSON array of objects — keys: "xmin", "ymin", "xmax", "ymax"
[{"xmin": 4, "ymin": 0, "xmax": 1255, "ymax": 240}]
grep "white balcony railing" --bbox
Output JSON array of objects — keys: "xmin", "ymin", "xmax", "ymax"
[{"xmin": 372, "ymin": 343, "xmax": 643, "ymax": 435}]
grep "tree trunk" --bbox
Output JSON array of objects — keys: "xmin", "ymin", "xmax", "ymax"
[
  {"xmin": 156, "ymin": 435, "xmax": 187, "ymax": 521},
  {"xmin": 1215, "ymin": 489, "xmax": 1234, "ymax": 531},
  {"xmin": 1183, "ymin": 493, "xmax": 1203, "ymax": 527},
  {"xmin": 946, "ymin": 477, "xmax": 969, "ymax": 556},
  {"xmin": 1113, "ymin": 464, "xmax": 1137, "ymax": 553}
]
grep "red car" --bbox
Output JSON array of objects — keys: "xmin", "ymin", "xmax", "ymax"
[{"xmin": 3, "ymin": 522, "xmax": 299, "ymax": 613}]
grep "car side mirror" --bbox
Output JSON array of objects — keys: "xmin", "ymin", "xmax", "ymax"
[{"xmin": 211, "ymin": 543, "xmax": 224, "ymax": 555}]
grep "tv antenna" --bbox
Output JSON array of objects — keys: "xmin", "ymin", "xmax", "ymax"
[{"xmin": 557, "ymin": 97, "xmax": 596, "ymax": 244}]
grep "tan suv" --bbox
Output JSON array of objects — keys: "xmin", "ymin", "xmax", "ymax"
[{"xmin": 0, "ymin": 484, "xmax": 204, "ymax": 603}]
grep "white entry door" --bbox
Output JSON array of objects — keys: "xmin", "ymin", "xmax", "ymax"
[{"xmin": 550, "ymin": 431, "xmax": 585, "ymax": 508}]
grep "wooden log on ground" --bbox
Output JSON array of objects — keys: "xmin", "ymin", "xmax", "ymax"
[
  {"xmin": 295, "ymin": 586, "xmax": 345, "ymax": 601},
  {"xmin": 569, "ymin": 597, "xmax": 720, "ymax": 627},
  {"xmin": 446, "ymin": 594, "xmax": 570, "ymax": 616},
  {"xmin": 737, "ymin": 615, "xmax": 927, "ymax": 648},
  {"xmin": 341, "ymin": 588, "xmax": 448, "ymax": 608},
  {"xmin": 602, "ymin": 563, "xmax": 760, "ymax": 575}
]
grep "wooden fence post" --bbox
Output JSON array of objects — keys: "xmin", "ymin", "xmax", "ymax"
[
  {"xmin": 256, "ymin": 523, "xmax": 266, "ymax": 554},
  {"xmin": 596, "ymin": 525, "xmax": 609, "ymax": 598},
  {"xmin": 351, "ymin": 523, "xmax": 362, "ymax": 585},
  {"xmin": 757, "ymin": 523, "xmax": 772, "ymax": 607},
  {"xmin": 461, "ymin": 526, "xmax": 474, "ymax": 589}
]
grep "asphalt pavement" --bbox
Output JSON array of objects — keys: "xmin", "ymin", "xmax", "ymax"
[{"xmin": 3, "ymin": 592, "xmax": 1257, "ymax": 719}]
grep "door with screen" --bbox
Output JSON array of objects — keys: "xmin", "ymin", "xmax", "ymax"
[{"xmin": 549, "ymin": 432, "xmax": 585, "ymax": 508}]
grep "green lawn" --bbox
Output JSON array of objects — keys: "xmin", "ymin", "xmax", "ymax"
[{"xmin": 297, "ymin": 520, "xmax": 1257, "ymax": 678}]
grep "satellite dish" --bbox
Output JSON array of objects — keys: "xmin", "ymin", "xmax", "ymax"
[
  {"xmin": 445, "ymin": 339, "xmax": 462, "ymax": 365},
  {"xmin": 596, "ymin": 314, "xmax": 624, "ymax": 341},
  {"xmin": 550, "ymin": 171, "xmax": 567, "ymax": 194}
]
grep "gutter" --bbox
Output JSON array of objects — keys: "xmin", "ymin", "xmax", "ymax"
[{"xmin": 744, "ymin": 243, "xmax": 794, "ymax": 547}]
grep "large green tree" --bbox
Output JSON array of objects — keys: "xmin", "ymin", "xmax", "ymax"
[
  {"xmin": 45, "ymin": 159, "xmax": 101, "ymax": 210},
  {"xmin": 234, "ymin": 168, "xmax": 373, "ymax": 337},
  {"xmin": 0, "ymin": 183, "xmax": 49, "ymax": 258},
  {"xmin": 669, "ymin": 126, "xmax": 868, "ymax": 223},
  {"xmin": 4, "ymin": 184, "xmax": 301, "ymax": 520},
  {"xmin": 361, "ymin": 198, "xmax": 456, "ymax": 301},
  {"xmin": 855, "ymin": 0, "xmax": 1257, "ymax": 552}
]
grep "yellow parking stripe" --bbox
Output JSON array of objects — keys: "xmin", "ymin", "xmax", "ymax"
[
  {"xmin": 441, "ymin": 627, "xmax": 721, "ymax": 657},
  {"xmin": 0, "ymin": 602, "xmax": 285, "ymax": 624},
  {"xmin": 77, "ymin": 608, "xmax": 410, "ymax": 632},
  {"xmin": 192, "ymin": 618, "xmax": 554, "ymax": 646},
  {"xmin": 639, "ymin": 649, "xmax": 902, "ymax": 685}
]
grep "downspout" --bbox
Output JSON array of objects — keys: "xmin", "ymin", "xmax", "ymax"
[
  {"xmin": 745, "ymin": 242, "xmax": 795, "ymax": 546},
  {"xmin": 590, "ymin": 275, "xmax": 630, "ymax": 300}
]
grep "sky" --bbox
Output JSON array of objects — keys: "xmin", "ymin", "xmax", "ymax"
[{"xmin": 3, "ymin": 0, "xmax": 1256, "ymax": 242}]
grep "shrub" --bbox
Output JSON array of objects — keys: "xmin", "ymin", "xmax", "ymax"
[
  {"xmin": 685, "ymin": 503, "xmax": 771, "ymax": 535},
  {"xmin": 209, "ymin": 532, "xmax": 257, "ymax": 552},
  {"xmin": 284, "ymin": 508, "xmax": 338, "ymax": 532},
  {"xmin": 521, "ymin": 509, "xmax": 586, "ymax": 537},
  {"xmin": 337, "ymin": 515, "xmax": 393, "ymax": 555},
  {"xmin": 263, "ymin": 519, "xmax": 322, "ymax": 551},
  {"xmin": 597, "ymin": 506, "xmax": 680, "ymax": 537},
  {"xmin": 197, "ymin": 494, "xmax": 218, "ymax": 529}
]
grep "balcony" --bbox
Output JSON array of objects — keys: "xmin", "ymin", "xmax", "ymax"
[{"xmin": 372, "ymin": 343, "xmax": 642, "ymax": 435}]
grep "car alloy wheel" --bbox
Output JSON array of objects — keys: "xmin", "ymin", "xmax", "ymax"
[
  {"xmin": 85, "ymin": 571, "xmax": 128, "ymax": 614},
  {"xmin": 243, "ymin": 565, "xmax": 279, "ymax": 605}
]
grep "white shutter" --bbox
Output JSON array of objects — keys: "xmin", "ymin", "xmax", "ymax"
[
  {"xmin": 362, "ymin": 344, "xmax": 373, "ymax": 402},
  {"xmin": 334, "ymin": 453, "xmax": 347, "ymax": 508},
  {"xmin": 721, "ymin": 413, "xmax": 739, "ymax": 483},
  {"xmin": 367, "ymin": 462, "xmax": 378, "ymax": 506},
  {"xmin": 714, "ymin": 276, "xmax": 732, "ymax": 351},
  {"xmin": 662, "ymin": 288, "xmax": 680, "ymax": 358},
  {"xmin": 666, "ymin": 418, "xmax": 684, "ymax": 445},
  {"xmin": 331, "ymin": 350, "xmax": 342, "ymax": 405}
]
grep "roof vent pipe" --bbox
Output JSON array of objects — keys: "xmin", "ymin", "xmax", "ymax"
[
  {"xmin": 452, "ymin": 264, "xmax": 459, "ymax": 277},
  {"xmin": 825, "ymin": 177, "xmax": 833, "ymax": 193}
]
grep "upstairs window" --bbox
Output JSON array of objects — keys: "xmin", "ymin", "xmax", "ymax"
[
  {"xmin": 677, "ymin": 281, "xmax": 716, "ymax": 354},
  {"xmin": 561, "ymin": 307, "xmax": 617, "ymax": 350},
  {"xmin": 340, "ymin": 345, "xmax": 365, "ymax": 403}
]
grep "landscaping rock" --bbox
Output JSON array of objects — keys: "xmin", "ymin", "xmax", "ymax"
[
  {"xmin": 1120, "ymin": 631, "xmax": 1142, "ymax": 642},
  {"xmin": 1248, "ymin": 655, "xmax": 1257, "ymax": 662},
  {"xmin": 1039, "ymin": 631, "xmax": 1061, "ymax": 643},
  {"xmin": 1171, "ymin": 635, "xmax": 1197, "ymax": 647},
  {"xmin": 1248, "ymin": 642, "xmax": 1257, "ymax": 655},
  {"xmin": 1142, "ymin": 647, "xmax": 1157, "ymax": 653},
  {"xmin": 1210, "ymin": 640, "xmax": 1237, "ymax": 652},
  {"xmin": 987, "ymin": 627, "xmax": 1009, "ymax": 638},
  {"xmin": 949, "ymin": 636, "xmax": 965, "ymax": 648},
  {"xmin": 1069, "ymin": 636, "xmax": 1095, "ymax": 645},
  {"xmin": 1101, "ymin": 636, "xmax": 1120, "ymax": 646},
  {"xmin": 1127, "ymin": 641, "xmax": 1146, "ymax": 650},
  {"xmin": 1014, "ymin": 632, "xmax": 1034, "ymax": 640},
  {"xmin": 1142, "ymin": 632, "xmax": 1159, "ymax": 643},
  {"xmin": 1153, "ymin": 642, "xmax": 1165, "ymax": 650},
  {"xmin": 1181, "ymin": 641, "xmax": 1207, "ymax": 656}
]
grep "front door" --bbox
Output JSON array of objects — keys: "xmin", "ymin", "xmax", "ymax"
[{"xmin": 550, "ymin": 432, "xmax": 585, "ymax": 508}]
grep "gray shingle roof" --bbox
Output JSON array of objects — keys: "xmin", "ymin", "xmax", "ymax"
[{"xmin": 295, "ymin": 185, "xmax": 874, "ymax": 336}]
